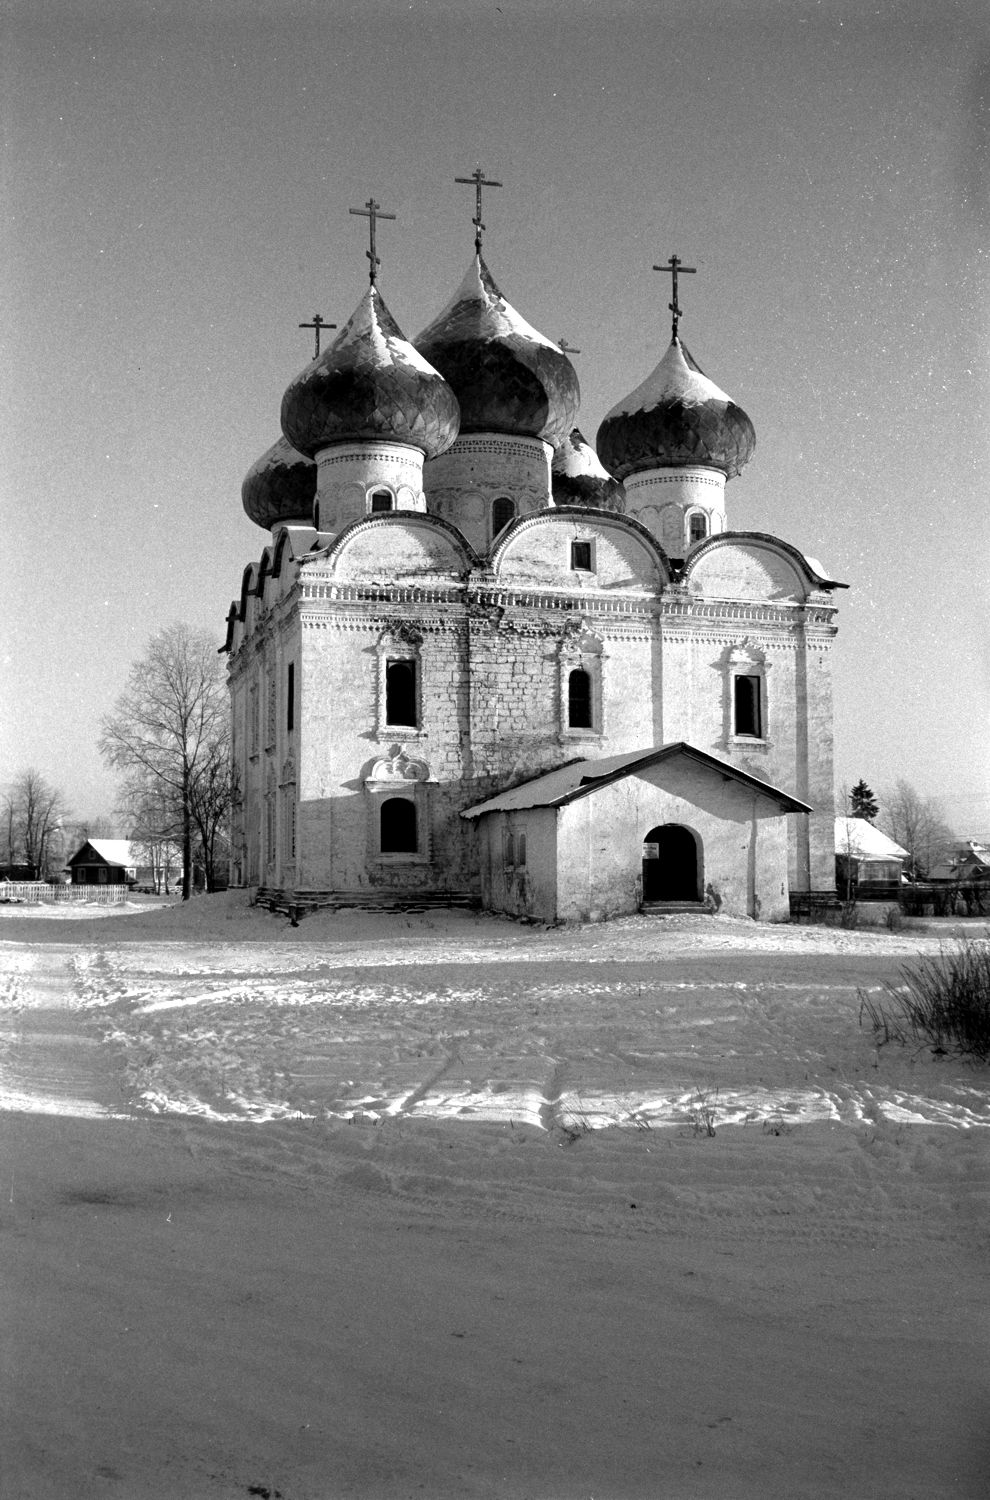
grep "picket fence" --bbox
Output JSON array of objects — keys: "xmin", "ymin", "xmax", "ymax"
[{"xmin": 0, "ymin": 883, "xmax": 130, "ymax": 906}]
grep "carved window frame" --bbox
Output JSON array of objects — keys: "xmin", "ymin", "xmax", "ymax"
[
  {"xmin": 365, "ymin": 746, "xmax": 432, "ymax": 865},
  {"xmin": 375, "ymin": 629, "xmax": 424, "ymax": 741},
  {"xmin": 723, "ymin": 642, "xmax": 771, "ymax": 749},
  {"xmin": 559, "ymin": 629, "xmax": 605, "ymax": 742}
]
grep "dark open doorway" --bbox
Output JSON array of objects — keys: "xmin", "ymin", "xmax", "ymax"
[{"xmin": 642, "ymin": 824, "xmax": 700, "ymax": 903}]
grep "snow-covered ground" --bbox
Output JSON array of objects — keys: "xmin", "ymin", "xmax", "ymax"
[{"xmin": 1, "ymin": 895, "xmax": 988, "ymax": 1498}]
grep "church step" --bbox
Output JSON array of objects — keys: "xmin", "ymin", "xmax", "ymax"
[{"xmin": 640, "ymin": 900, "xmax": 712, "ymax": 915}]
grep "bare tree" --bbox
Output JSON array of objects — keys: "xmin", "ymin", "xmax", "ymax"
[
  {"xmin": 116, "ymin": 778, "xmax": 182, "ymax": 894},
  {"xmin": 878, "ymin": 778, "xmax": 954, "ymax": 879},
  {"xmin": 3, "ymin": 769, "xmax": 70, "ymax": 878},
  {"xmin": 189, "ymin": 736, "xmax": 237, "ymax": 893},
  {"xmin": 100, "ymin": 623, "xmax": 230, "ymax": 901}
]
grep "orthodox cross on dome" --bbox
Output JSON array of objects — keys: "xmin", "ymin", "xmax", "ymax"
[
  {"xmin": 558, "ymin": 337, "xmax": 581, "ymax": 355},
  {"xmin": 653, "ymin": 254, "xmax": 697, "ymax": 340},
  {"xmin": 349, "ymin": 198, "xmax": 397, "ymax": 285},
  {"xmin": 455, "ymin": 166, "xmax": 502, "ymax": 252},
  {"xmin": 298, "ymin": 313, "xmax": 337, "ymax": 359}
]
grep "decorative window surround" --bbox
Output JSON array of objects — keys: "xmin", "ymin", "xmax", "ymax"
[
  {"xmin": 559, "ymin": 626, "xmax": 605, "ymax": 740},
  {"xmin": 365, "ymin": 745, "xmax": 433, "ymax": 864},
  {"xmin": 721, "ymin": 641, "xmax": 771, "ymax": 748},
  {"xmin": 375, "ymin": 628, "xmax": 424, "ymax": 739}
]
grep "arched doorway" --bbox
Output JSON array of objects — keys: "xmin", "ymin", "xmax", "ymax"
[{"xmin": 642, "ymin": 824, "xmax": 700, "ymax": 903}]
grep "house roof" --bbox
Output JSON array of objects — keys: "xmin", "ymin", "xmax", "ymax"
[
  {"xmin": 68, "ymin": 840, "xmax": 139, "ymax": 867},
  {"xmin": 462, "ymin": 742, "xmax": 812, "ymax": 819},
  {"xmin": 834, "ymin": 818, "xmax": 909, "ymax": 860}
]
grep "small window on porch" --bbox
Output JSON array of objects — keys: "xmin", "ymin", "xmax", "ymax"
[
  {"xmin": 570, "ymin": 539, "xmax": 593, "ymax": 571},
  {"xmin": 568, "ymin": 668, "xmax": 593, "ymax": 729},
  {"xmin": 380, "ymin": 797, "xmax": 418, "ymax": 854},
  {"xmin": 734, "ymin": 674, "xmax": 763, "ymax": 738}
]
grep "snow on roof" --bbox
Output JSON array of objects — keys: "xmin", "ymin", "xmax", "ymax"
[
  {"xmin": 834, "ymin": 818, "xmax": 909, "ymax": 860},
  {"xmin": 77, "ymin": 840, "xmax": 139, "ymax": 866},
  {"xmin": 463, "ymin": 743, "xmax": 812, "ymax": 818}
]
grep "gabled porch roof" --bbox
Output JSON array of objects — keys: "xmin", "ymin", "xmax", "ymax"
[{"xmin": 462, "ymin": 742, "xmax": 812, "ymax": 819}]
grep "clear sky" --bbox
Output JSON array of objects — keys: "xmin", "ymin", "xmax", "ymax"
[{"xmin": 2, "ymin": 0, "xmax": 988, "ymax": 835}]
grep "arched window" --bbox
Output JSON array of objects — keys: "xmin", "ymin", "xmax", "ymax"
[
  {"xmin": 380, "ymin": 797, "xmax": 417, "ymax": 854},
  {"xmin": 734, "ymin": 674, "xmax": 763, "ymax": 737},
  {"xmin": 370, "ymin": 489, "xmax": 393, "ymax": 513},
  {"xmin": 568, "ymin": 668, "xmax": 593, "ymax": 729},
  {"xmin": 492, "ymin": 496, "xmax": 515, "ymax": 538},
  {"xmin": 689, "ymin": 512, "xmax": 708, "ymax": 545},
  {"xmin": 385, "ymin": 659, "xmax": 418, "ymax": 727}
]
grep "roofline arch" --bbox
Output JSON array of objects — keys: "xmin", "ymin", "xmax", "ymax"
[
  {"xmin": 299, "ymin": 509, "xmax": 482, "ymax": 575},
  {"xmin": 488, "ymin": 505, "xmax": 675, "ymax": 582},
  {"xmin": 683, "ymin": 531, "xmax": 847, "ymax": 591}
]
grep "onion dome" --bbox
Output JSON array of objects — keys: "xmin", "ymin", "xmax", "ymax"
[
  {"xmin": 551, "ymin": 429, "xmax": 625, "ymax": 511},
  {"xmin": 596, "ymin": 337, "xmax": 755, "ymax": 482},
  {"xmin": 281, "ymin": 285, "xmax": 460, "ymax": 460},
  {"xmin": 414, "ymin": 255, "xmax": 580, "ymax": 448},
  {"xmin": 241, "ymin": 435, "xmax": 317, "ymax": 530}
]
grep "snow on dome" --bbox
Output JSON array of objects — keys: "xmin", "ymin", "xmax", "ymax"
[
  {"xmin": 241, "ymin": 436, "xmax": 317, "ymax": 531},
  {"xmin": 281, "ymin": 285, "xmax": 460, "ymax": 461},
  {"xmin": 551, "ymin": 429, "xmax": 625, "ymax": 512},
  {"xmin": 414, "ymin": 254, "xmax": 580, "ymax": 447},
  {"xmin": 596, "ymin": 337, "xmax": 755, "ymax": 482}
]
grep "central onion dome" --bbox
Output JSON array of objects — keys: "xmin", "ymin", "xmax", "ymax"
[
  {"xmin": 551, "ymin": 429, "xmax": 625, "ymax": 512},
  {"xmin": 414, "ymin": 255, "xmax": 580, "ymax": 448},
  {"xmin": 241, "ymin": 435, "xmax": 317, "ymax": 531},
  {"xmin": 596, "ymin": 337, "xmax": 755, "ymax": 481},
  {"xmin": 281, "ymin": 285, "xmax": 460, "ymax": 460}
]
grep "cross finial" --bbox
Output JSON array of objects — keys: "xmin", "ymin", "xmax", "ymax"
[
  {"xmin": 298, "ymin": 313, "xmax": 337, "ymax": 359},
  {"xmin": 558, "ymin": 337, "xmax": 581, "ymax": 355},
  {"xmin": 653, "ymin": 254, "xmax": 697, "ymax": 340},
  {"xmin": 454, "ymin": 166, "xmax": 502, "ymax": 253},
  {"xmin": 349, "ymin": 198, "xmax": 397, "ymax": 285}
]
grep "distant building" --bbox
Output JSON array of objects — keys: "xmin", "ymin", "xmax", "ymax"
[
  {"xmin": 835, "ymin": 818, "xmax": 908, "ymax": 900},
  {"xmin": 928, "ymin": 841, "xmax": 990, "ymax": 886},
  {"xmin": 67, "ymin": 840, "xmax": 139, "ymax": 886},
  {"xmin": 65, "ymin": 839, "xmax": 181, "ymax": 891}
]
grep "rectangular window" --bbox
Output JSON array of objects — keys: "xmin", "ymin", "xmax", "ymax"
[
  {"xmin": 568, "ymin": 668, "xmax": 593, "ymax": 730},
  {"xmin": 734, "ymin": 675, "xmax": 763, "ymax": 737},
  {"xmin": 286, "ymin": 663, "xmax": 295, "ymax": 733},
  {"xmin": 385, "ymin": 658, "xmax": 418, "ymax": 727},
  {"xmin": 570, "ymin": 540, "xmax": 593, "ymax": 571},
  {"xmin": 249, "ymin": 685, "xmax": 259, "ymax": 755}
]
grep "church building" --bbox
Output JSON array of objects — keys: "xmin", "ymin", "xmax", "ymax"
[{"xmin": 223, "ymin": 184, "xmax": 845, "ymax": 923}]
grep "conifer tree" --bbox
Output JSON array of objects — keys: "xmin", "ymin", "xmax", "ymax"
[{"xmin": 849, "ymin": 780, "xmax": 879, "ymax": 822}]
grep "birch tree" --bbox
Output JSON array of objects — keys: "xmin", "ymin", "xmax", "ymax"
[{"xmin": 100, "ymin": 623, "xmax": 230, "ymax": 901}]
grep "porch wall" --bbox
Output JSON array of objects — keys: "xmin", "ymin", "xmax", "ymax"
[{"xmin": 555, "ymin": 763, "xmax": 793, "ymax": 923}]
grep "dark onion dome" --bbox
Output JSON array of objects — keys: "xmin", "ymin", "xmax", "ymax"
[
  {"xmin": 414, "ymin": 255, "xmax": 580, "ymax": 448},
  {"xmin": 241, "ymin": 435, "xmax": 317, "ymax": 530},
  {"xmin": 551, "ymin": 428, "xmax": 625, "ymax": 511},
  {"xmin": 281, "ymin": 285, "xmax": 460, "ymax": 460},
  {"xmin": 596, "ymin": 337, "xmax": 755, "ymax": 482}
]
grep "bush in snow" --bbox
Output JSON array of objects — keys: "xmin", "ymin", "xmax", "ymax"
[{"xmin": 860, "ymin": 941, "xmax": 990, "ymax": 1061}]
